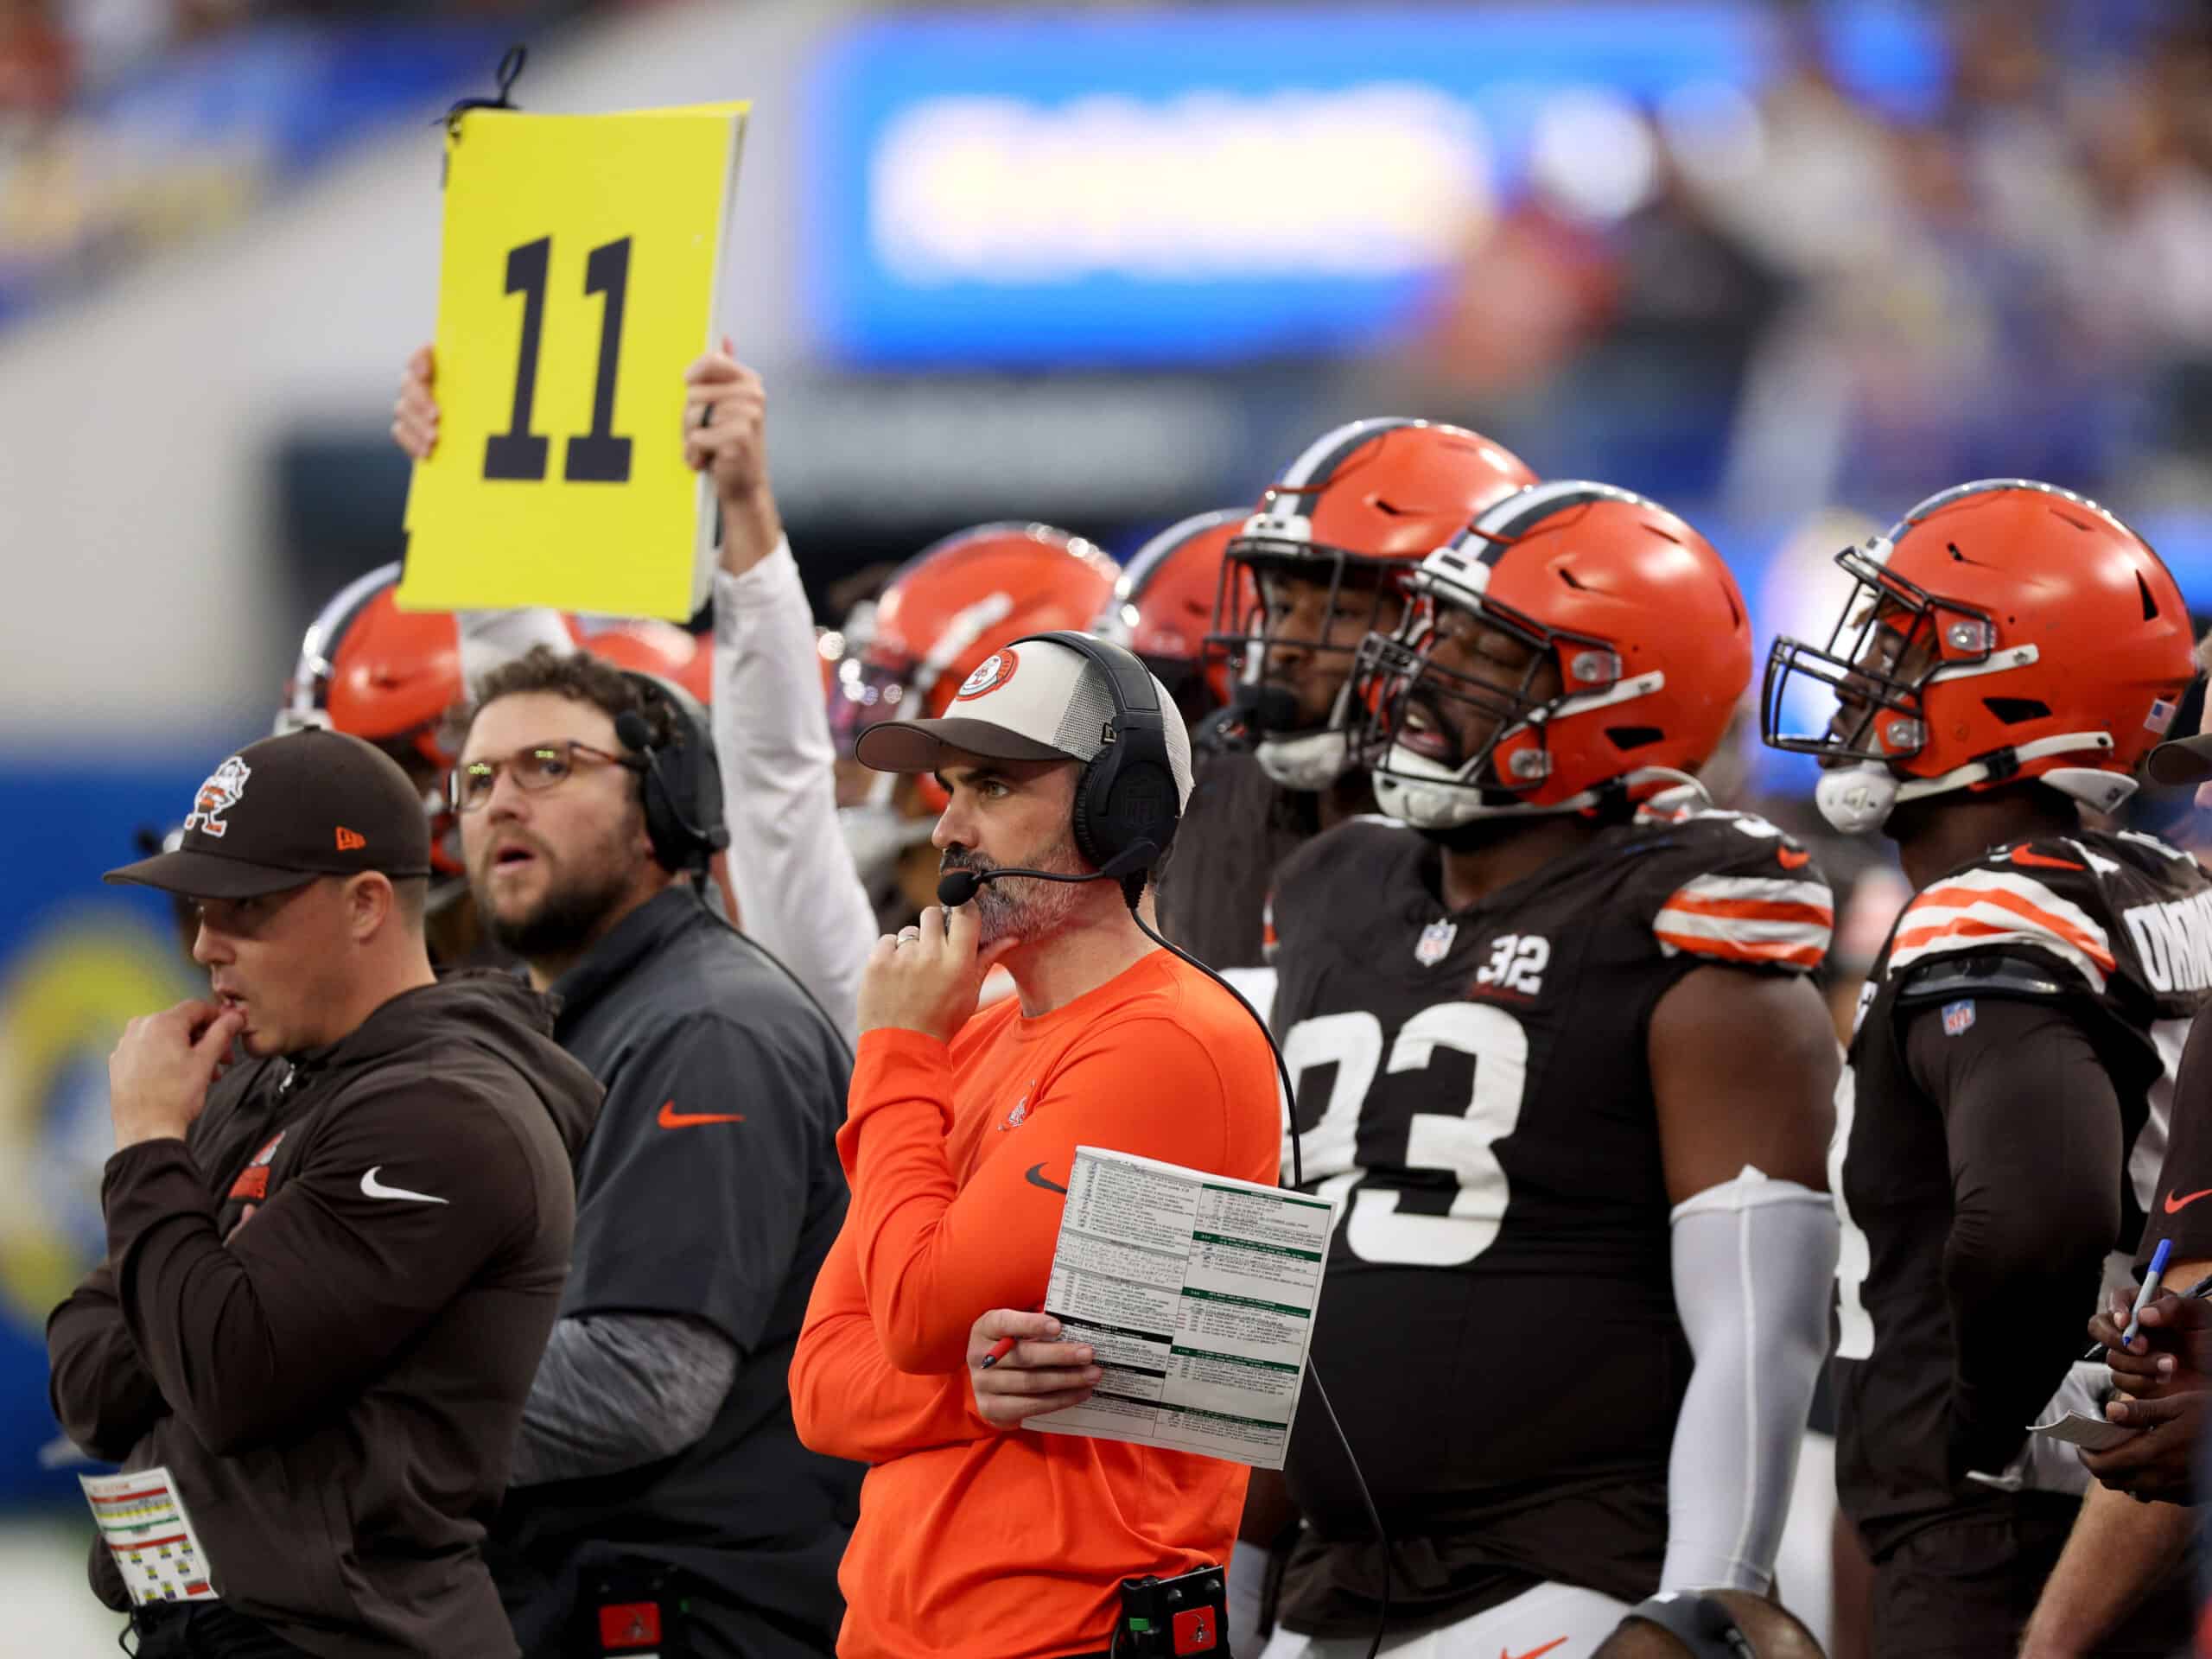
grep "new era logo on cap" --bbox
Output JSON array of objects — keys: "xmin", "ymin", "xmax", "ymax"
[{"xmin": 335, "ymin": 827, "xmax": 366, "ymax": 852}]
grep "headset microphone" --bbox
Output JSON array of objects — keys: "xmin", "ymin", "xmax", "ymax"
[{"xmin": 936, "ymin": 841, "xmax": 1158, "ymax": 910}]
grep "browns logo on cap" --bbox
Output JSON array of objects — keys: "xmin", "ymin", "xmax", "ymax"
[
  {"xmin": 955, "ymin": 649, "xmax": 1020, "ymax": 702},
  {"xmin": 854, "ymin": 636, "xmax": 1195, "ymax": 815}
]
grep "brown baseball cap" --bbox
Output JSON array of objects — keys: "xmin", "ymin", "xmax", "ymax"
[{"xmin": 105, "ymin": 728, "xmax": 435, "ymax": 899}]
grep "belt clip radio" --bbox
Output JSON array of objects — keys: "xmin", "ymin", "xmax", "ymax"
[
  {"xmin": 586, "ymin": 1559, "xmax": 686, "ymax": 1659},
  {"xmin": 1115, "ymin": 1565, "xmax": 1230, "ymax": 1658}
]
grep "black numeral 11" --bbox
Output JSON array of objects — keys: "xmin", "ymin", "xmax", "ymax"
[{"xmin": 483, "ymin": 234, "xmax": 634, "ymax": 485}]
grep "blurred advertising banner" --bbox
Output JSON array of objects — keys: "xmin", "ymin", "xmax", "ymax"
[
  {"xmin": 0, "ymin": 760, "xmax": 212, "ymax": 1503},
  {"xmin": 802, "ymin": 3, "xmax": 1944, "ymax": 369},
  {"xmin": 402, "ymin": 103, "xmax": 749, "ymax": 622}
]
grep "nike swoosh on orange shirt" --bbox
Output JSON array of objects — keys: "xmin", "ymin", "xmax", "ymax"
[
  {"xmin": 2165, "ymin": 1186, "xmax": 2212, "ymax": 1215},
  {"xmin": 658, "ymin": 1101, "xmax": 746, "ymax": 1129},
  {"xmin": 1502, "ymin": 1640, "xmax": 1568, "ymax": 1659},
  {"xmin": 1026, "ymin": 1163, "xmax": 1068, "ymax": 1194},
  {"xmin": 2011, "ymin": 846, "xmax": 2086, "ymax": 870},
  {"xmin": 1777, "ymin": 846, "xmax": 1812, "ymax": 870}
]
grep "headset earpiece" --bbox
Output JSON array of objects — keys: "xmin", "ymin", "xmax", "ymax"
[
  {"xmin": 1006, "ymin": 630, "xmax": 1180, "ymax": 875},
  {"xmin": 613, "ymin": 670, "xmax": 729, "ymax": 874}
]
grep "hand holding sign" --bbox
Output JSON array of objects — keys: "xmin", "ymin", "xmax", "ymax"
[
  {"xmin": 401, "ymin": 102, "xmax": 749, "ymax": 621},
  {"xmin": 683, "ymin": 344, "xmax": 785, "ymax": 580}
]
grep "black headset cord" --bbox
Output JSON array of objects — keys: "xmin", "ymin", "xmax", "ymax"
[
  {"xmin": 685, "ymin": 883, "xmax": 856, "ymax": 1067},
  {"xmin": 1125, "ymin": 899, "xmax": 1391, "ymax": 1659}
]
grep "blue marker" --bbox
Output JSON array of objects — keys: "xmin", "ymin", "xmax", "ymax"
[{"xmin": 2121, "ymin": 1238, "xmax": 2175, "ymax": 1349}]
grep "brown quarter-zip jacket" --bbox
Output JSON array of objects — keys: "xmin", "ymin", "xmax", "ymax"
[{"xmin": 47, "ymin": 972, "xmax": 601, "ymax": 1658}]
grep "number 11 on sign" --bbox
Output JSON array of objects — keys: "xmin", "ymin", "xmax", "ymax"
[{"xmin": 484, "ymin": 234, "xmax": 634, "ymax": 485}]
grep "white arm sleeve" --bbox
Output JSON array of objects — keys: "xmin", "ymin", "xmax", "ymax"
[
  {"xmin": 711, "ymin": 542, "xmax": 876, "ymax": 1040},
  {"xmin": 1224, "ymin": 1539, "xmax": 1274, "ymax": 1659},
  {"xmin": 1662, "ymin": 1165, "xmax": 1839, "ymax": 1592},
  {"xmin": 454, "ymin": 607, "xmax": 573, "ymax": 690}
]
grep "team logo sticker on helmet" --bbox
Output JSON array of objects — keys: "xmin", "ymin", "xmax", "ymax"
[
  {"xmin": 183, "ymin": 757, "xmax": 251, "ymax": 840},
  {"xmin": 956, "ymin": 648, "xmax": 1020, "ymax": 701}
]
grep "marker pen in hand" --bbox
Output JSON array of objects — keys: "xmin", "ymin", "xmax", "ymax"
[
  {"xmin": 980, "ymin": 1305, "xmax": 1052, "ymax": 1370},
  {"xmin": 2121, "ymin": 1238, "xmax": 2175, "ymax": 1349}
]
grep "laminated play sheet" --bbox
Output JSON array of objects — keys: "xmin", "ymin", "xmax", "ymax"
[
  {"xmin": 79, "ymin": 1466, "xmax": 218, "ymax": 1605},
  {"xmin": 1029, "ymin": 1145, "xmax": 1337, "ymax": 1469}
]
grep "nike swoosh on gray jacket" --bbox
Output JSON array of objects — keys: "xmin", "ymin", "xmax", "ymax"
[{"xmin": 46, "ymin": 972, "xmax": 602, "ymax": 1659}]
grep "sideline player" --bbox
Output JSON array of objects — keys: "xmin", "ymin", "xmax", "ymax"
[
  {"xmin": 1256, "ymin": 482, "xmax": 1841, "ymax": 1656},
  {"xmin": 1761, "ymin": 479, "xmax": 2206, "ymax": 1656},
  {"xmin": 1165, "ymin": 418, "xmax": 1535, "ymax": 973},
  {"xmin": 1095, "ymin": 506, "xmax": 1243, "ymax": 734}
]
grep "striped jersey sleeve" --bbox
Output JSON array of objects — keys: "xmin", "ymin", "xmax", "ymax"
[
  {"xmin": 1886, "ymin": 865, "xmax": 2119, "ymax": 993},
  {"xmin": 1635, "ymin": 807, "xmax": 1834, "ymax": 975},
  {"xmin": 1653, "ymin": 874, "xmax": 1835, "ymax": 970}
]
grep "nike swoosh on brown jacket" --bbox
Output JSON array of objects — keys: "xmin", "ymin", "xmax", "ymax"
[{"xmin": 47, "ymin": 972, "xmax": 601, "ymax": 1659}]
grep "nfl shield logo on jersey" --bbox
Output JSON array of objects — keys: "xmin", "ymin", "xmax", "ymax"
[
  {"xmin": 1414, "ymin": 919, "xmax": 1458, "ymax": 967},
  {"xmin": 1942, "ymin": 999, "xmax": 1976, "ymax": 1037}
]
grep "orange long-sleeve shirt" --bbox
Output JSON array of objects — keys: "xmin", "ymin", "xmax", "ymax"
[{"xmin": 791, "ymin": 948, "xmax": 1280, "ymax": 1659}]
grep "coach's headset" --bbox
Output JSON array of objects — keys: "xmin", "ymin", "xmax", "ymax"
[
  {"xmin": 928, "ymin": 629, "xmax": 1182, "ymax": 909},
  {"xmin": 1622, "ymin": 1592, "xmax": 1758, "ymax": 1658},
  {"xmin": 611, "ymin": 671, "xmax": 852, "ymax": 1062},
  {"xmin": 1059, "ymin": 632, "xmax": 1182, "ymax": 881},
  {"xmin": 933, "ymin": 632, "xmax": 1392, "ymax": 1659},
  {"xmin": 611, "ymin": 671, "xmax": 729, "ymax": 875}
]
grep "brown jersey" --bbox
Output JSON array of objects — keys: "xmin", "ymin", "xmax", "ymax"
[
  {"xmin": 1154, "ymin": 734, "xmax": 1316, "ymax": 970},
  {"xmin": 1834, "ymin": 829, "xmax": 2208, "ymax": 1560},
  {"xmin": 1267, "ymin": 804, "xmax": 1834, "ymax": 1635}
]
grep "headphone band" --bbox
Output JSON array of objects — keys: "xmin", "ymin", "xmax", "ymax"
[{"xmin": 1017, "ymin": 628, "xmax": 1164, "ymax": 725}]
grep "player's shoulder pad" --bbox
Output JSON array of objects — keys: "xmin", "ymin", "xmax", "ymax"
[
  {"xmin": 1633, "ymin": 804, "xmax": 1834, "ymax": 974},
  {"xmin": 1266, "ymin": 815, "xmax": 1412, "ymax": 957},
  {"xmin": 1273, "ymin": 814, "xmax": 1404, "ymax": 893},
  {"xmin": 1886, "ymin": 836, "xmax": 2126, "ymax": 995},
  {"xmin": 1895, "ymin": 952, "xmax": 2074, "ymax": 1008}
]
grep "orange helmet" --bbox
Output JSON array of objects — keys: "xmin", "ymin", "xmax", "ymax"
[
  {"xmin": 278, "ymin": 563, "xmax": 463, "ymax": 762},
  {"xmin": 570, "ymin": 616, "xmax": 715, "ymax": 706},
  {"xmin": 830, "ymin": 522, "xmax": 1119, "ymax": 756},
  {"xmin": 276, "ymin": 563, "xmax": 467, "ymax": 875},
  {"xmin": 1096, "ymin": 508, "xmax": 1241, "ymax": 721},
  {"xmin": 1212, "ymin": 418, "xmax": 1537, "ymax": 789},
  {"xmin": 1761, "ymin": 480, "xmax": 2194, "ymax": 835},
  {"xmin": 1358, "ymin": 481, "xmax": 1751, "ymax": 828}
]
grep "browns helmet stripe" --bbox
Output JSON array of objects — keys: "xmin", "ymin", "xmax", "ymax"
[{"xmin": 1268, "ymin": 416, "xmax": 1424, "ymax": 495}]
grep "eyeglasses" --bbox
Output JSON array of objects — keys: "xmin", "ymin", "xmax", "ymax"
[{"xmin": 448, "ymin": 741, "xmax": 638, "ymax": 814}]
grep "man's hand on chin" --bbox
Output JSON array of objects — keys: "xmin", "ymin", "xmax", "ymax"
[
  {"xmin": 109, "ymin": 1000, "xmax": 245, "ymax": 1151},
  {"xmin": 859, "ymin": 904, "xmax": 1014, "ymax": 1044}
]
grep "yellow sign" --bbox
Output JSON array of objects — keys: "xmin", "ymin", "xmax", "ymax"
[{"xmin": 399, "ymin": 103, "xmax": 748, "ymax": 620}]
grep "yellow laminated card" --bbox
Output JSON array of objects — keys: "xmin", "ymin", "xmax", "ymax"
[{"xmin": 400, "ymin": 102, "xmax": 747, "ymax": 620}]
